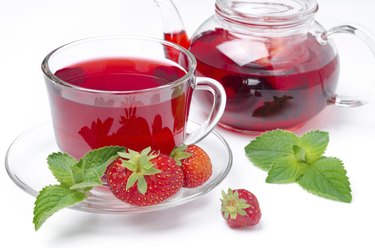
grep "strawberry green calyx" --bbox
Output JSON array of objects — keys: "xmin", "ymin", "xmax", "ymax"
[
  {"xmin": 118, "ymin": 147, "xmax": 161, "ymax": 194},
  {"xmin": 170, "ymin": 145, "xmax": 192, "ymax": 166},
  {"xmin": 221, "ymin": 188, "xmax": 251, "ymax": 220}
]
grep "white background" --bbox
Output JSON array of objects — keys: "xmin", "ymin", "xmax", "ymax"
[{"xmin": 2, "ymin": 0, "xmax": 375, "ymax": 247}]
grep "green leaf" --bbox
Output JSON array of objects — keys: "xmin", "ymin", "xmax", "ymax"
[
  {"xmin": 77, "ymin": 146, "xmax": 124, "ymax": 184},
  {"xmin": 33, "ymin": 185, "xmax": 87, "ymax": 230},
  {"xmin": 297, "ymin": 157, "xmax": 352, "ymax": 203},
  {"xmin": 47, "ymin": 152, "xmax": 78, "ymax": 186},
  {"xmin": 293, "ymin": 145, "xmax": 306, "ymax": 162},
  {"xmin": 70, "ymin": 165, "xmax": 84, "ymax": 185},
  {"xmin": 34, "ymin": 146, "xmax": 127, "ymax": 231},
  {"xmin": 245, "ymin": 130, "xmax": 299, "ymax": 170},
  {"xmin": 244, "ymin": 129, "xmax": 352, "ymax": 203},
  {"xmin": 266, "ymin": 156, "xmax": 307, "ymax": 183},
  {"xmin": 80, "ymin": 168, "xmax": 103, "ymax": 188},
  {"xmin": 299, "ymin": 131, "xmax": 329, "ymax": 164},
  {"xmin": 77, "ymin": 146, "xmax": 124, "ymax": 171},
  {"xmin": 69, "ymin": 180, "xmax": 101, "ymax": 191}
]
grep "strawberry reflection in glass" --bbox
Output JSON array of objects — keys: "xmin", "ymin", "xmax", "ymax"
[{"xmin": 78, "ymin": 97, "xmax": 182, "ymax": 156}]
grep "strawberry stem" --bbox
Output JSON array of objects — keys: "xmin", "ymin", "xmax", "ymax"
[
  {"xmin": 119, "ymin": 147, "xmax": 161, "ymax": 194},
  {"xmin": 221, "ymin": 188, "xmax": 251, "ymax": 220},
  {"xmin": 170, "ymin": 145, "xmax": 191, "ymax": 166}
]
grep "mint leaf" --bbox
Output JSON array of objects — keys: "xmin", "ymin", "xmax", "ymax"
[
  {"xmin": 299, "ymin": 131, "xmax": 329, "ymax": 164},
  {"xmin": 69, "ymin": 181, "xmax": 102, "ymax": 191},
  {"xmin": 34, "ymin": 146, "xmax": 125, "ymax": 231},
  {"xmin": 47, "ymin": 153, "xmax": 78, "ymax": 186},
  {"xmin": 297, "ymin": 157, "xmax": 352, "ymax": 203},
  {"xmin": 266, "ymin": 156, "xmax": 307, "ymax": 183},
  {"xmin": 245, "ymin": 130, "xmax": 298, "ymax": 170},
  {"xmin": 77, "ymin": 146, "xmax": 124, "ymax": 171},
  {"xmin": 76, "ymin": 146, "xmax": 124, "ymax": 184},
  {"xmin": 245, "ymin": 129, "xmax": 352, "ymax": 203},
  {"xmin": 33, "ymin": 185, "xmax": 87, "ymax": 230},
  {"xmin": 293, "ymin": 145, "xmax": 306, "ymax": 162}
]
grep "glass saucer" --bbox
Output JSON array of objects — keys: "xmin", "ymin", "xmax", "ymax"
[{"xmin": 5, "ymin": 121, "xmax": 232, "ymax": 214}]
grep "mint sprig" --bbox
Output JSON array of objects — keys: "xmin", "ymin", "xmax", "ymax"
[
  {"xmin": 245, "ymin": 130, "xmax": 351, "ymax": 203},
  {"xmin": 33, "ymin": 185, "xmax": 87, "ymax": 231},
  {"xmin": 33, "ymin": 146, "xmax": 124, "ymax": 230},
  {"xmin": 298, "ymin": 157, "xmax": 351, "ymax": 203}
]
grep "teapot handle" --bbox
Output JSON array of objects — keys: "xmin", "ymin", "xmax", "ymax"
[
  {"xmin": 184, "ymin": 77, "xmax": 226, "ymax": 145},
  {"xmin": 317, "ymin": 24, "xmax": 375, "ymax": 107}
]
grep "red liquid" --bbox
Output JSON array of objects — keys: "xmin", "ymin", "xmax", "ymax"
[
  {"xmin": 49, "ymin": 58, "xmax": 188, "ymax": 158},
  {"xmin": 163, "ymin": 30, "xmax": 190, "ymax": 62},
  {"xmin": 164, "ymin": 30, "xmax": 190, "ymax": 49},
  {"xmin": 189, "ymin": 28, "xmax": 340, "ymax": 131}
]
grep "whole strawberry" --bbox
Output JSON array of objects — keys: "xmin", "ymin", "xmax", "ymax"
[
  {"xmin": 221, "ymin": 188, "xmax": 261, "ymax": 228},
  {"xmin": 171, "ymin": 145, "xmax": 212, "ymax": 188},
  {"xmin": 106, "ymin": 147, "xmax": 183, "ymax": 206}
]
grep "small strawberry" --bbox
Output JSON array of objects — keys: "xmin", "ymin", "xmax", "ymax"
[
  {"xmin": 221, "ymin": 188, "xmax": 261, "ymax": 228},
  {"xmin": 171, "ymin": 145, "xmax": 212, "ymax": 188},
  {"xmin": 106, "ymin": 147, "xmax": 183, "ymax": 206}
]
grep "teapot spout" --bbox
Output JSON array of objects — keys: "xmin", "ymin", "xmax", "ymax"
[{"xmin": 154, "ymin": 0, "xmax": 190, "ymax": 49}]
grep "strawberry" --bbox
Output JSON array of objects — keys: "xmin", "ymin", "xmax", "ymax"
[
  {"xmin": 171, "ymin": 145, "xmax": 212, "ymax": 188},
  {"xmin": 106, "ymin": 147, "xmax": 183, "ymax": 206},
  {"xmin": 221, "ymin": 188, "xmax": 261, "ymax": 228}
]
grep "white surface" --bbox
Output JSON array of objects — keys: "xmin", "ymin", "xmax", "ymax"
[{"xmin": 1, "ymin": 0, "xmax": 375, "ymax": 247}]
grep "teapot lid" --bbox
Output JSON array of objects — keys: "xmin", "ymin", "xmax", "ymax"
[{"xmin": 216, "ymin": 0, "xmax": 318, "ymax": 27}]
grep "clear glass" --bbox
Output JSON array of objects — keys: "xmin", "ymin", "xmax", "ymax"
[
  {"xmin": 42, "ymin": 36, "xmax": 226, "ymax": 158},
  {"xmin": 5, "ymin": 121, "xmax": 232, "ymax": 213},
  {"xmin": 157, "ymin": 0, "xmax": 375, "ymax": 132},
  {"xmin": 215, "ymin": 0, "xmax": 318, "ymax": 28}
]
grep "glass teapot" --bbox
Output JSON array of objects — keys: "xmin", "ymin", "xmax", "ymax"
[{"xmin": 155, "ymin": 0, "xmax": 375, "ymax": 132}]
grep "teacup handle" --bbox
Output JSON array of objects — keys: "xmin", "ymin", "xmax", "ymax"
[
  {"xmin": 317, "ymin": 24, "xmax": 375, "ymax": 107},
  {"xmin": 184, "ymin": 77, "xmax": 226, "ymax": 145}
]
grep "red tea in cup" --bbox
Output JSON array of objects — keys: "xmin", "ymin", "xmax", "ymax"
[
  {"xmin": 52, "ymin": 57, "xmax": 186, "ymax": 157},
  {"xmin": 42, "ymin": 36, "xmax": 226, "ymax": 159}
]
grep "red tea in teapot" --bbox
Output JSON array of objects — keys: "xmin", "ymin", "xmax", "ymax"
[
  {"xmin": 51, "ymin": 58, "xmax": 187, "ymax": 158},
  {"xmin": 188, "ymin": 28, "xmax": 339, "ymax": 131}
]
